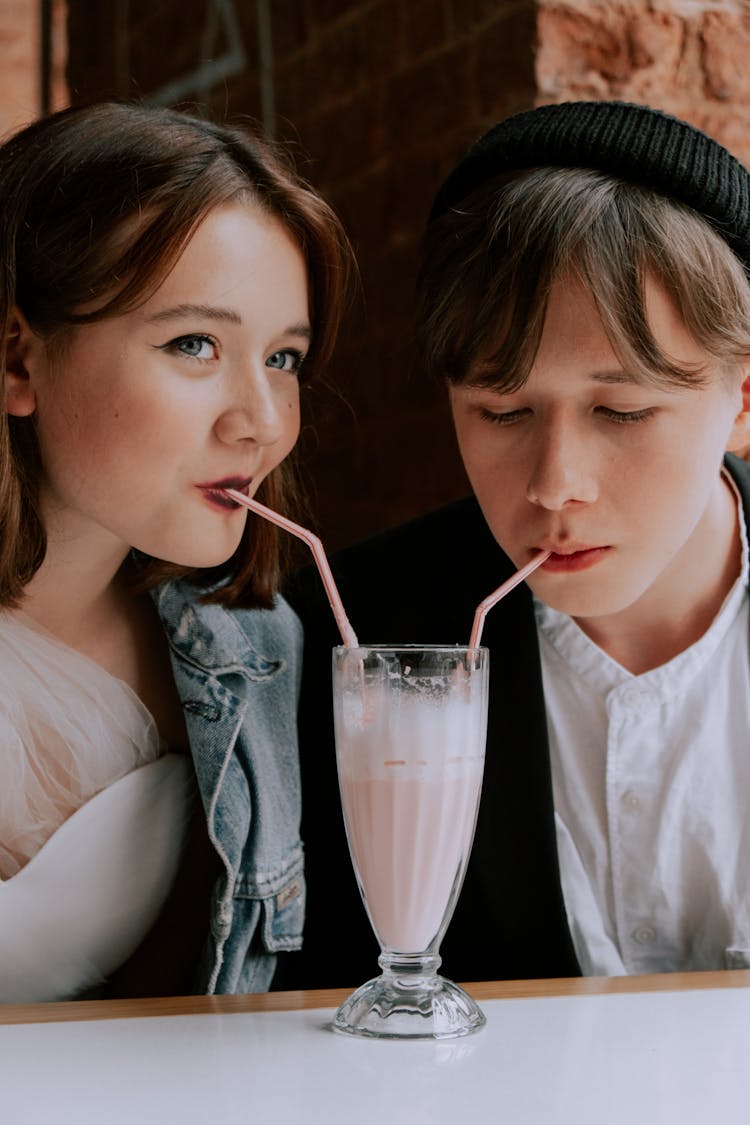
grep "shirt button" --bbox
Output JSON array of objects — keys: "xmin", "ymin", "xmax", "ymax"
[
  {"xmin": 633, "ymin": 925, "xmax": 656, "ymax": 944},
  {"xmin": 623, "ymin": 790, "xmax": 641, "ymax": 811}
]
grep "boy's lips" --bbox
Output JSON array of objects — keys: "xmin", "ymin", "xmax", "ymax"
[{"xmin": 538, "ymin": 544, "xmax": 611, "ymax": 572}]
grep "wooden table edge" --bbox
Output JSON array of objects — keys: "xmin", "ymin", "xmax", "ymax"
[{"xmin": 3, "ymin": 968, "xmax": 750, "ymax": 1025}]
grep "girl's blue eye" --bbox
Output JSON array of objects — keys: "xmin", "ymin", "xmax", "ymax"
[
  {"xmin": 173, "ymin": 334, "xmax": 215, "ymax": 360},
  {"xmin": 266, "ymin": 349, "xmax": 304, "ymax": 374},
  {"xmin": 159, "ymin": 334, "xmax": 217, "ymax": 360}
]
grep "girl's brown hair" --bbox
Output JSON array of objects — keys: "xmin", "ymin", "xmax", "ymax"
[
  {"xmin": 0, "ymin": 101, "xmax": 353, "ymax": 608},
  {"xmin": 416, "ymin": 165, "xmax": 750, "ymax": 392}
]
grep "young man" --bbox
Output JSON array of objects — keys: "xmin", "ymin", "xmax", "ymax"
[{"xmin": 282, "ymin": 101, "xmax": 750, "ymax": 988}]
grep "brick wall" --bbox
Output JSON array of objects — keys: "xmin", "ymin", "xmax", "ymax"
[
  {"xmin": 537, "ymin": 0, "xmax": 750, "ymax": 166},
  {"xmin": 0, "ymin": 0, "xmax": 39, "ymax": 138},
  {"xmin": 65, "ymin": 0, "xmax": 750, "ymax": 547},
  {"xmin": 0, "ymin": 0, "xmax": 68, "ymax": 139}
]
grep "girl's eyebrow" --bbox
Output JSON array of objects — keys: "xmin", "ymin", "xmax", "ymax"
[
  {"xmin": 147, "ymin": 303, "xmax": 312, "ymax": 340},
  {"xmin": 148, "ymin": 302, "xmax": 243, "ymax": 324}
]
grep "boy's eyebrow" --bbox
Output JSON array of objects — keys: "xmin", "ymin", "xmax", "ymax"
[
  {"xmin": 591, "ymin": 369, "xmax": 639, "ymax": 385},
  {"xmin": 147, "ymin": 303, "xmax": 312, "ymax": 339},
  {"xmin": 466, "ymin": 367, "xmax": 639, "ymax": 392}
]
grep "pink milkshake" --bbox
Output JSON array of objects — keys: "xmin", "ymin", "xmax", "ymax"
[
  {"xmin": 340, "ymin": 768, "xmax": 483, "ymax": 952},
  {"xmin": 334, "ymin": 661, "xmax": 487, "ymax": 954}
]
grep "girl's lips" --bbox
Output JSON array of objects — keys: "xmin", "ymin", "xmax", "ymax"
[
  {"xmin": 540, "ymin": 546, "xmax": 610, "ymax": 573},
  {"xmin": 197, "ymin": 477, "xmax": 253, "ymax": 511}
]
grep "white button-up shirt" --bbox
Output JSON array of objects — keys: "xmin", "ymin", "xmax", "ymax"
[{"xmin": 535, "ymin": 480, "xmax": 750, "ymax": 975}]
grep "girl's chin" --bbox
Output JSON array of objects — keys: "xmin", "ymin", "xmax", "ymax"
[{"xmin": 146, "ymin": 542, "xmax": 241, "ymax": 570}]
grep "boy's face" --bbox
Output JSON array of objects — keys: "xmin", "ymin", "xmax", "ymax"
[{"xmin": 449, "ymin": 272, "xmax": 750, "ymax": 630}]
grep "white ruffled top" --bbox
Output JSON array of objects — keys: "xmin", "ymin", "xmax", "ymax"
[{"xmin": 0, "ymin": 611, "xmax": 193, "ymax": 1002}]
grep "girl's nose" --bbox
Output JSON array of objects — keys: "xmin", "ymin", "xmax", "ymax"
[{"xmin": 214, "ymin": 368, "xmax": 290, "ymax": 447}]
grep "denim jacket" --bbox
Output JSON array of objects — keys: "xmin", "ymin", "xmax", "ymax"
[{"xmin": 151, "ymin": 580, "xmax": 305, "ymax": 994}]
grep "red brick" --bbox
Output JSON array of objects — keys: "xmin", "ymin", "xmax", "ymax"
[
  {"xmin": 404, "ymin": 0, "xmax": 450, "ymax": 58},
  {"xmin": 537, "ymin": 7, "xmax": 631, "ymax": 90},
  {"xmin": 270, "ymin": 0, "xmax": 311, "ymax": 56},
  {"xmin": 305, "ymin": 17, "xmax": 367, "ymax": 108},
  {"xmin": 702, "ymin": 10, "xmax": 750, "ymax": 103},
  {"xmin": 274, "ymin": 53, "xmax": 314, "ymax": 124},
  {"xmin": 0, "ymin": 0, "xmax": 38, "ymax": 136},
  {"xmin": 474, "ymin": 6, "xmax": 537, "ymax": 116},
  {"xmin": 299, "ymin": 90, "xmax": 385, "ymax": 183},
  {"xmin": 450, "ymin": 0, "xmax": 533, "ymax": 35},
  {"xmin": 384, "ymin": 147, "xmax": 453, "ymax": 240},
  {"xmin": 329, "ymin": 167, "xmax": 393, "ymax": 248},
  {"xmin": 67, "ymin": 4, "xmax": 119, "ymax": 99},
  {"xmin": 359, "ymin": 0, "xmax": 405, "ymax": 82},
  {"xmin": 308, "ymin": 0, "xmax": 358, "ymax": 27},
  {"xmin": 384, "ymin": 46, "xmax": 473, "ymax": 148}
]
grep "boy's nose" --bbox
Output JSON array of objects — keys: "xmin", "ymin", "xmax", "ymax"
[{"xmin": 525, "ymin": 422, "xmax": 598, "ymax": 509}]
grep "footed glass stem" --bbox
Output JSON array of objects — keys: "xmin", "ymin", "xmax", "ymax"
[{"xmin": 332, "ymin": 953, "xmax": 486, "ymax": 1040}]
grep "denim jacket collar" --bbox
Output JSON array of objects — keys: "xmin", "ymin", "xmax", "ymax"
[{"xmin": 152, "ymin": 581, "xmax": 282, "ymax": 681}]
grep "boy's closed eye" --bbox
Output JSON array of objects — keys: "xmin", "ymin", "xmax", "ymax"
[{"xmin": 473, "ymin": 403, "xmax": 658, "ymax": 426}]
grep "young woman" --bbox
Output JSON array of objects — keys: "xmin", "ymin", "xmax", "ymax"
[
  {"xmin": 0, "ymin": 100, "xmax": 351, "ymax": 1001},
  {"xmin": 285, "ymin": 101, "xmax": 750, "ymax": 988}
]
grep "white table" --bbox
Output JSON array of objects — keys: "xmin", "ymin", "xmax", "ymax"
[{"xmin": 2, "ymin": 973, "xmax": 749, "ymax": 1123}]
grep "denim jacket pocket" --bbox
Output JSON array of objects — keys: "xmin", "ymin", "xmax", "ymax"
[{"xmin": 234, "ymin": 844, "xmax": 305, "ymax": 953}]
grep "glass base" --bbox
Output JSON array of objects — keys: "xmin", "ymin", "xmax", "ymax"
[{"xmin": 332, "ymin": 967, "xmax": 486, "ymax": 1041}]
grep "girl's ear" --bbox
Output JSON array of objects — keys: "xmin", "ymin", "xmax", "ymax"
[
  {"xmin": 4, "ymin": 307, "xmax": 38, "ymax": 417},
  {"xmin": 727, "ymin": 368, "xmax": 750, "ymax": 454}
]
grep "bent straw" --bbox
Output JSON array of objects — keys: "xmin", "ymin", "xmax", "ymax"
[
  {"xmin": 222, "ymin": 488, "xmax": 359, "ymax": 648},
  {"xmin": 469, "ymin": 551, "xmax": 551, "ymax": 649}
]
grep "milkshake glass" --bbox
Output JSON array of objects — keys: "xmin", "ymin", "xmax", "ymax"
[{"xmin": 332, "ymin": 644, "xmax": 489, "ymax": 1040}]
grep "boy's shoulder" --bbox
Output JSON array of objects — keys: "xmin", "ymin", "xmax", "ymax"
[
  {"xmin": 726, "ymin": 451, "xmax": 750, "ymax": 493},
  {"xmin": 335, "ymin": 495, "xmax": 502, "ymax": 573},
  {"xmin": 725, "ymin": 454, "xmax": 750, "ymax": 545}
]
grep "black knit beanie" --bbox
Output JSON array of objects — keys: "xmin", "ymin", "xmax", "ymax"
[{"xmin": 429, "ymin": 101, "xmax": 750, "ymax": 274}]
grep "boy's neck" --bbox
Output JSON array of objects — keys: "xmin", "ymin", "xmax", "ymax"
[{"xmin": 572, "ymin": 472, "xmax": 743, "ymax": 676}]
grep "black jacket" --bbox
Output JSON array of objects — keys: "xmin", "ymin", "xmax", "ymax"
[{"xmin": 278, "ymin": 454, "xmax": 750, "ymax": 989}]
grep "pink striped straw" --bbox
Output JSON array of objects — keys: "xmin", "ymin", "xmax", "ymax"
[
  {"xmin": 223, "ymin": 489, "xmax": 359, "ymax": 648},
  {"xmin": 469, "ymin": 551, "xmax": 551, "ymax": 649}
]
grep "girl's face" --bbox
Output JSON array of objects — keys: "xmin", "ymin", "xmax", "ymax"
[
  {"xmin": 16, "ymin": 202, "xmax": 308, "ymax": 568},
  {"xmin": 449, "ymin": 272, "xmax": 750, "ymax": 635}
]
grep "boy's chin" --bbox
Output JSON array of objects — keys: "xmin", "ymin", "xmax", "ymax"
[
  {"xmin": 539, "ymin": 587, "xmax": 641, "ymax": 622},
  {"xmin": 530, "ymin": 571, "xmax": 639, "ymax": 621}
]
